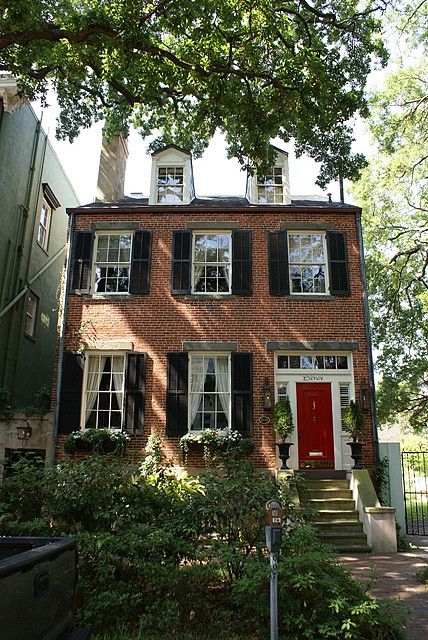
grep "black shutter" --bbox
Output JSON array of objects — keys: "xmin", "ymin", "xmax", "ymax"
[
  {"xmin": 71, "ymin": 231, "xmax": 92, "ymax": 293},
  {"xmin": 129, "ymin": 230, "xmax": 152, "ymax": 293},
  {"xmin": 124, "ymin": 352, "xmax": 147, "ymax": 433},
  {"xmin": 166, "ymin": 353, "xmax": 188, "ymax": 436},
  {"xmin": 268, "ymin": 231, "xmax": 289, "ymax": 295},
  {"xmin": 58, "ymin": 352, "xmax": 84, "ymax": 434},
  {"xmin": 172, "ymin": 231, "xmax": 192, "ymax": 294},
  {"xmin": 232, "ymin": 230, "xmax": 252, "ymax": 295},
  {"xmin": 231, "ymin": 352, "xmax": 253, "ymax": 436},
  {"xmin": 327, "ymin": 231, "xmax": 350, "ymax": 295}
]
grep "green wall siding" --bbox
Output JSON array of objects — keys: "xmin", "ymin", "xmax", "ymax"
[{"xmin": 0, "ymin": 101, "xmax": 79, "ymax": 405}]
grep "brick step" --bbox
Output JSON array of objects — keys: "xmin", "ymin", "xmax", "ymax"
[
  {"xmin": 307, "ymin": 489, "xmax": 353, "ymax": 500},
  {"xmin": 308, "ymin": 498, "xmax": 356, "ymax": 510},
  {"xmin": 314, "ymin": 522, "xmax": 364, "ymax": 534},
  {"xmin": 315, "ymin": 510, "xmax": 360, "ymax": 521},
  {"xmin": 305, "ymin": 479, "xmax": 350, "ymax": 490}
]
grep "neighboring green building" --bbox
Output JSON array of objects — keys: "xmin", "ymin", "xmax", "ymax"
[{"xmin": 0, "ymin": 77, "xmax": 79, "ymax": 407}]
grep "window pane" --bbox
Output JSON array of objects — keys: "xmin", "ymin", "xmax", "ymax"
[
  {"xmin": 217, "ymin": 413, "xmax": 228, "ymax": 429},
  {"xmin": 277, "ymin": 355, "xmax": 289, "ymax": 369},
  {"xmin": 315, "ymin": 356, "xmax": 324, "ymax": 369},
  {"xmin": 325, "ymin": 356, "xmax": 336, "ymax": 369},
  {"xmin": 290, "ymin": 356, "xmax": 300, "ymax": 368},
  {"xmin": 337, "ymin": 356, "xmax": 348, "ymax": 369},
  {"xmin": 301, "ymin": 356, "xmax": 314, "ymax": 369},
  {"xmin": 192, "ymin": 413, "xmax": 202, "ymax": 430}
]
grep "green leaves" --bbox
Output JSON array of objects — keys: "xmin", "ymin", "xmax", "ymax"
[{"xmin": 0, "ymin": 0, "xmax": 387, "ymax": 183}]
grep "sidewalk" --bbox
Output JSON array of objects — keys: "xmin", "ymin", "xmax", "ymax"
[{"xmin": 340, "ymin": 537, "xmax": 428, "ymax": 640}]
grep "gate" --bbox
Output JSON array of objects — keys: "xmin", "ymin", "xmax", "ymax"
[{"xmin": 402, "ymin": 451, "xmax": 428, "ymax": 535}]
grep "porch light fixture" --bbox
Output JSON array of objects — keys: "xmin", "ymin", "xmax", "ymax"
[
  {"xmin": 262, "ymin": 378, "xmax": 273, "ymax": 410},
  {"xmin": 17, "ymin": 420, "xmax": 32, "ymax": 440},
  {"xmin": 359, "ymin": 380, "xmax": 371, "ymax": 411}
]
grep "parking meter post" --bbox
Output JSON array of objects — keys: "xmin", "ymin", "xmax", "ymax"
[
  {"xmin": 265, "ymin": 500, "xmax": 284, "ymax": 640},
  {"xmin": 270, "ymin": 549, "xmax": 278, "ymax": 640}
]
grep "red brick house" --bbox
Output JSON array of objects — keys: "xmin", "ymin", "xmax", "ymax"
[{"xmin": 54, "ymin": 140, "xmax": 377, "ymax": 472}]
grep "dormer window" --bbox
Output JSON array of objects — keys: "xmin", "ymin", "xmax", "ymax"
[
  {"xmin": 246, "ymin": 146, "xmax": 291, "ymax": 205},
  {"xmin": 149, "ymin": 145, "xmax": 195, "ymax": 205},
  {"xmin": 157, "ymin": 166, "xmax": 184, "ymax": 203},
  {"xmin": 257, "ymin": 167, "xmax": 283, "ymax": 204}
]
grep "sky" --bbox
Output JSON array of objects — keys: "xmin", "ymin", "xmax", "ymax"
[{"xmin": 31, "ymin": 94, "xmax": 370, "ymax": 206}]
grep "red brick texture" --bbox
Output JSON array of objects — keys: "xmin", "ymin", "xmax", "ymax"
[{"xmin": 56, "ymin": 206, "xmax": 375, "ymax": 470}]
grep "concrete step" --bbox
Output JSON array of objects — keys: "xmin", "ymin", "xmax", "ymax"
[
  {"xmin": 314, "ymin": 521, "xmax": 364, "ymax": 534},
  {"xmin": 298, "ymin": 470, "xmax": 347, "ymax": 480},
  {"xmin": 318, "ymin": 532, "xmax": 368, "ymax": 547},
  {"xmin": 305, "ymin": 479, "xmax": 350, "ymax": 490},
  {"xmin": 315, "ymin": 510, "xmax": 360, "ymax": 521},
  {"xmin": 307, "ymin": 489, "xmax": 353, "ymax": 500},
  {"xmin": 308, "ymin": 498, "xmax": 356, "ymax": 510}
]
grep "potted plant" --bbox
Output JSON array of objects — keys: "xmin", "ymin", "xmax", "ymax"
[
  {"xmin": 343, "ymin": 400, "xmax": 365, "ymax": 469},
  {"xmin": 272, "ymin": 397, "xmax": 294, "ymax": 469}
]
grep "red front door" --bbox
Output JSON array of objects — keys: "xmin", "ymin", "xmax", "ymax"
[{"xmin": 297, "ymin": 383, "xmax": 334, "ymax": 469}]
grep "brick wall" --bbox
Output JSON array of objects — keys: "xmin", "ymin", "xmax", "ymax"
[{"xmin": 56, "ymin": 206, "xmax": 375, "ymax": 469}]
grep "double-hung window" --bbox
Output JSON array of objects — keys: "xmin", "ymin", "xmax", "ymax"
[
  {"xmin": 268, "ymin": 229, "xmax": 349, "ymax": 297},
  {"xmin": 83, "ymin": 353, "xmax": 126, "ymax": 429},
  {"xmin": 37, "ymin": 198, "xmax": 52, "ymax": 251},
  {"xmin": 192, "ymin": 233, "xmax": 232, "ymax": 294},
  {"xmin": 257, "ymin": 167, "xmax": 283, "ymax": 204},
  {"xmin": 157, "ymin": 166, "xmax": 184, "ymax": 203},
  {"xmin": 24, "ymin": 292, "xmax": 38, "ymax": 337},
  {"xmin": 288, "ymin": 232, "xmax": 328, "ymax": 294},
  {"xmin": 93, "ymin": 232, "xmax": 132, "ymax": 293},
  {"xmin": 189, "ymin": 354, "xmax": 231, "ymax": 431}
]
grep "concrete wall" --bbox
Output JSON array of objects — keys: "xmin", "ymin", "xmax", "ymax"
[
  {"xmin": 0, "ymin": 100, "xmax": 79, "ymax": 405},
  {"xmin": 379, "ymin": 442, "xmax": 406, "ymax": 533}
]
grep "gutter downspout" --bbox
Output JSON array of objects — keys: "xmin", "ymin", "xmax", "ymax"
[
  {"xmin": 356, "ymin": 210, "xmax": 379, "ymax": 463},
  {"xmin": 49, "ymin": 211, "xmax": 74, "ymax": 466}
]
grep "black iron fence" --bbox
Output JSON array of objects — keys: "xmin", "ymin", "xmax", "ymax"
[{"xmin": 402, "ymin": 451, "xmax": 428, "ymax": 535}]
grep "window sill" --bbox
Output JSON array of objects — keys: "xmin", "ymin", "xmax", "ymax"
[
  {"xmin": 24, "ymin": 333, "xmax": 36, "ymax": 343},
  {"xmin": 36, "ymin": 242, "xmax": 49, "ymax": 256},
  {"xmin": 88, "ymin": 293, "xmax": 132, "ymax": 300},
  {"xmin": 284, "ymin": 294, "xmax": 336, "ymax": 301},
  {"xmin": 174, "ymin": 294, "xmax": 236, "ymax": 301}
]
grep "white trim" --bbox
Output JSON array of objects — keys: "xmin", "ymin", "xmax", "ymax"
[
  {"xmin": 187, "ymin": 352, "xmax": 232, "ymax": 432},
  {"xmin": 288, "ymin": 230, "xmax": 330, "ymax": 296},
  {"xmin": 191, "ymin": 231, "xmax": 232, "ymax": 295},
  {"xmin": 91, "ymin": 230, "xmax": 133, "ymax": 295},
  {"xmin": 80, "ymin": 351, "xmax": 126, "ymax": 430},
  {"xmin": 274, "ymin": 351, "xmax": 355, "ymax": 470},
  {"xmin": 37, "ymin": 198, "xmax": 52, "ymax": 251},
  {"xmin": 24, "ymin": 292, "xmax": 38, "ymax": 337}
]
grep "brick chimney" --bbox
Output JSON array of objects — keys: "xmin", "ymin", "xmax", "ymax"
[{"xmin": 96, "ymin": 130, "xmax": 129, "ymax": 202}]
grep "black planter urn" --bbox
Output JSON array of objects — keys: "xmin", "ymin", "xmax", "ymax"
[
  {"xmin": 347, "ymin": 440, "xmax": 363, "ymax": 469},
  {"xmin": 276, "ymin": 442, "xmax": 293, "ymax": 470}
]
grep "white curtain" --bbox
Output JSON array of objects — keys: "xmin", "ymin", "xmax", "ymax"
[
  {"xmin": 85, "ymin": 355, "xmax": 107, "ymax": 423},
  {"xmin": 216, "ymin": 357, "xmax": 230, "ymax": 426},
  {"xmin": 190, "ymin": 357, "xmax": 209, "ymax": 428},
  {"xmin": 112, "ymin": 358, "xmax": 125, "ymax": 417}
]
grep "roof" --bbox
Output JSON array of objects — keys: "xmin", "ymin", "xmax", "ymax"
[
  {"xmin": 151, "ymin": 144, "xmax": 192, "ymax": 157},
  {"xmin": 69, "ymin": 194, "xmax": 360, "ymax": 213}
]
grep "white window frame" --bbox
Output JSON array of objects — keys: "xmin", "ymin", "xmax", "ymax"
[
  {"xmin": 191, "ymin": 231, "xmax": 232, "ymax": 295},
  {"xmin": 288, "ymin": 231, "xmax": 329, "ymax": 295},
  {"xmin": 37, "ymin": 198, "xmax": 52, "ymax": 251},
  {"xmin": 257, "ymin": 166, "xmax": 284, "ymax": 204},
  {"xmin": 92, "ymin": 230, "xmax": 133, "ymax": 295},
  {"xmin": 276, "ymin": 353, "xmax": 350, "ymax": 372},
  {"xmin": 188, "ymin": 352, "xmax": 232, "ymax": 432},
  {"xmin": 80, "ymin": 351, "xmax": 126, "ymax": 430},
  {"xmin": 24, "ymin": 292, "xmax": 38, "ymax": 337},
  {"xmin": 157, "ymin": 165, "xmax": 184, "ymax": 203}
]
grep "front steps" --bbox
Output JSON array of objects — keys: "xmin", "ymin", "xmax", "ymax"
[{"xmin": 301, "ymin": 473, "xmax": 370, "ymax": 553}]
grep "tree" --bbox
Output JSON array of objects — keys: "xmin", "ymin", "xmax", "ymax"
[
  {"xmin": 0, "ymin": 0, "xmax": 387, "ymax": 185},
  {"xmin": 352, "ymin": 2, "xmax": 428, "ymax": 433}
]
